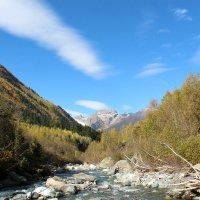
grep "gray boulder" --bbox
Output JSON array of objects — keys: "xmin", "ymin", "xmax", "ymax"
[
  {"xmin": 26, "ymin": 192, "xmax": 32, "ymax": 199},
  {"xmin": 98, "ymin": 157, "xmax": 115, "ymax": 168},
  {"xmin": 31, "ymin": 192, "xmax": 40, "ymax": 199},
  {"xmin": 115, "ymin": 172, "xmax": 142, "ymax": 185},
  {"xmin": 46, "ymin": 177, "xmax": 67, "ymax": 191},
  {"xmin": 73, "ymin": 173, "xmax": 96, "ymax": 182},
  {"xmin": 33, "ymin": 186, "xmax": 57, "ymax": 198},
  {"xmin": 98, "ymin": 182, "xmax": 110, "ymax": 190},
  {"xmin": 107, "ymin": 160, "xmax": 133, "ymax": 175},
  {"xmin": 62, "ymin": 185, "xmax": 77, "ymax": 195},
  {"xmin": 11, "ymin": 193, "xmax": 26, "ymax": 200}
]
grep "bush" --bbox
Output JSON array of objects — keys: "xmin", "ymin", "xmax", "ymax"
[{"xmin": 83, "ymin": 73, "xmax": 200, "ymax": 166}]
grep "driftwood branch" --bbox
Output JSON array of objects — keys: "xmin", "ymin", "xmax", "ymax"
[
  {"xmin": 173, "ymin": 186, "xmax": 198, "ymax": 192},
  {"xmin": 141, "ymin": 149, "xmax": 168, "ymax": 164},
  {"xmin": 161, "ymin": 142, "xmax": 199, "ymax": 176},
  {"xmin": 170, "ymin": 179, "xmax": 199, "ymax": 186}
]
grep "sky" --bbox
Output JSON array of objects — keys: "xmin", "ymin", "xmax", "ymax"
[{"xmin": 0, "ymin": 0, "xmax": 200, "ymax": 116}]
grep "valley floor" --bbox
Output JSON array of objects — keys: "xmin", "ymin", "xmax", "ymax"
[{"xmin": 1, "ymin": 159, "xmax": 200, "ymax": 200}]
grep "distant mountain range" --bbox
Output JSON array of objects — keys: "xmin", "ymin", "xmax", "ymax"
[
  {"xmin": 0, "ymin": 64, "xmax": 99, "ymax": 140},
  {"xmin": 73, "ymin": 109, "xmax": 148, "ymax": 131}
]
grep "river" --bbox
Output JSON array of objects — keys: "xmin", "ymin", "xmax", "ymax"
[{"xmin": 0, "ymin": 169, "xmax": 166, "ymax": 200}]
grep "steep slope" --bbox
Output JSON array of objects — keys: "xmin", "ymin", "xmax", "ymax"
[
  {"xmin": 0, "ymin": 64, "xmax": 100, "ymax": 140},
  {"xmin": 108, "ymin": 110, "xmax": 147, "ymax": 130},
  {"xmin": 74, "ymin": 109, "xmax": 147, "ymax": 131}
]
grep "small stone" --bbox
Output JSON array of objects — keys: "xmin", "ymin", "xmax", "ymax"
[
  {"xmin": 98, "ymin": 157, "xmax": 115, "ymax": 168},
  {"xmin": 46, "ymin": 177, "xmax": 67, "ymax": 191},
  {"xmin": 98, "ymin": 183, "xmax": 110, "ymax": 190},
  {"xmin": 193, "ymin": 197, "xmax": 200, "ymax": 200},
  {"xmin": 32, "ymin": 186, "xmax": 57, "ymax": 198},
  {"xmin": 89, "ymin": 164, "xmax": 96, "ymax": 170},
  {"xmin": 73, "ymin": 173, "xmax": 96, "ymax": 182},
  {"xmin": 147, "ymin": 179, "xmax": 159, "ymax": 188},
  {"xmin": 122, "ymin": 181, "xmax": 131, "ymax": 186},
  {"xmin": 26, "ymin": 192, "xmax": 32, "ymax": 199},
  {"xmin": 11, "ymin": 193, "xmax": 27, "ymax": 200},
  {"xmin": 92, "ymin": 187, "xmax": 99, "ymax": 192},
  {"xmin": 31, "ymin": 192, "xmax": 40, "ymax": 199},
  {"xmin": 62, "ymin": 185, "xmax": 77, "ymax": 195}
]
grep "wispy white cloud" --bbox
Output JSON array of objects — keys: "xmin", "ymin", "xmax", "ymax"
[
  {"xmin": 137, "ymin": 10, "xmax": 156, "ymax": 34},
  {"xmin": 75, "ymin": 100, "xmax": 108, "ymax": 110},
  {"xmin": 139, "ymin": 19, "xmax": 155, "ymax": 33},
  {"xmin": 122, "ymin": 105, "xmax": 132, "ymax": 110},
  {"xmin": 0, "ymin": 0, "xmax": 109, "ymax": 79},
  {"xmin": 190, "ymin": 49, "xmax": 200, "ymax": 65},
  {"xmin": 157, "ymin": 29, "xmax": 170, "ymax": 34},
  {"xmin": 171, "ymin": 8, "xmax": 192, "ymax": 21},
  {"xmin": 136, "ymin": 63, "xmax": 174, "ymax": 77}
]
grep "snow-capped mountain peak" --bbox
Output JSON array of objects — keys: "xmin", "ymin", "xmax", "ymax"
[{"xmin": 72, "ymin": 109, "xmax": 147, "ymax": 131}]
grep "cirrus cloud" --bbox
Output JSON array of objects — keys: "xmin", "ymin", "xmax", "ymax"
[
  {"xmin": 75, "ymin": 100, "xmax": 108, "ymax": 110},
  {"xmin": 136, "ymin": 63, "xmax": 174, "ymax": 77},
  {"xmin": 171, "ymin": 8, "xmax": 192, "ymax": 21},
  {"xmin": 0, "ymin": 0, "xmax": 109, "ymax": 79},
  {"xmin": 157, "ymin": 29, "xmax": 170, "ymax": 34}
]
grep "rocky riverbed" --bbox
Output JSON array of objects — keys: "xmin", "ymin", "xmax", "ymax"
[{"xmin": 0, "ymin": 158, "xmax": 200, "ymax": 200}]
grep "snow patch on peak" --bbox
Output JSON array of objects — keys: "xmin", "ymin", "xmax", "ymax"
[
  {"xmin": 96, "ymin": 109, "xmax": 118, "ymax": 115},
  {"xmin": 72, "ymin": 108, "xmax": 148, "ymax": 131}
]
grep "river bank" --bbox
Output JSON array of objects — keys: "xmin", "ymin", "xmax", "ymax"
[{"xmin": 1, "ymin": 158, "xmax": 200, "ymax": 200}]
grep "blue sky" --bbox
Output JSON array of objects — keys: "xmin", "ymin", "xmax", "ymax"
[{"xmin": 0, "ymin": 0, "xmax": 200, "ymax": 116}]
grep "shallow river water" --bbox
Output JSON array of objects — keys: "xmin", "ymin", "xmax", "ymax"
[{"xmin": 0, "ymin": 169, "xmax": 166, "ymax": 200}]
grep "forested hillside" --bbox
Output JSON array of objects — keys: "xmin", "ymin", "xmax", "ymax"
[
  {"xmin": 21, "ymin": 123, "xmax": 91, "ymax": 161},
  {"xmin": 83, "ymin": 73, "xmax": 200, "ymax": 166},
  {"xmin": 0, "ymin": 65, "xmax": 101, "ymax": 177},
  {"xmin": 0, "ymin": 96, "xmax": 44, "ymax": 178},
  {"xmin": 0, "ymin": 64, "xmax": 100, "ymax": 140}
]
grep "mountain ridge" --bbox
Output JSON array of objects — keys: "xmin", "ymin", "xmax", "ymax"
[{"xmin": 73, "ymin": 108, "xmax": 147, "ymax": 131}]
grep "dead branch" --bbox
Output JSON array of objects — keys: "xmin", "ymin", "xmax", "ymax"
[
  {"xmin": 161, "ymin": 142, "xmax": 199, "ymax": 177},
  {"xmin": 173, "ymin": 186, "xmax": 198, "ymax": 192},
  {"xmin": 169, "ymin": 181, "xmax": 191, "ymax": 186},
  {"xmin": 141, "ymin": 149, "xmax": 168, "ymax": 164}
]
